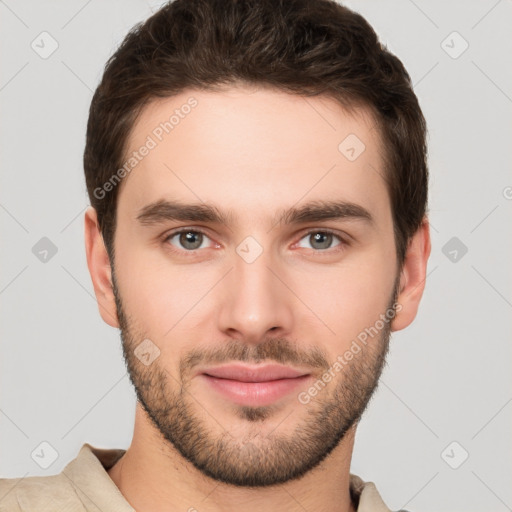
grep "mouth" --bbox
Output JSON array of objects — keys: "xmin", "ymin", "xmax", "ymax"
[{"xmin": 196, "ymin": 363, "xmax": 312, "ymax": 407}]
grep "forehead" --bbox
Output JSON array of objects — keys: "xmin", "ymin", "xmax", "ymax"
[{"xmin": 116, "ymin": 86, "xmax": 389, "ymax": 226}]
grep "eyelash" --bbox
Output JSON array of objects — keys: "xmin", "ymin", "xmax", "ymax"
[{"xmin": 162, "ymin": 228, "xmax": 349, "ymax": 256}]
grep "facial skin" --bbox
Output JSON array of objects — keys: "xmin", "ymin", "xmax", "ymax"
[{"xmin": 85, "ymin": 85, "xmax": 431, "ymax": 512}]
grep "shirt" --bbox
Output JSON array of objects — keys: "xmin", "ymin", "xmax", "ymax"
[{"xmin": 0, "ymin": 443, "xmax": 403, "ymax": 511}]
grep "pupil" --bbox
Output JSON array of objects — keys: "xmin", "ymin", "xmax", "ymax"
[
  {"xmin": 313, "ymin": 232, "xmax": 331, "ymax": 249},
  {"xmin": 181, "ymin": 231, "xmax": 201, "ymax": 249}
]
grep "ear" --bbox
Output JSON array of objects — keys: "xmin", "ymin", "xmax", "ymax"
[
  {"xmin": 84, "ymin": 206, "xmax": 119, "ymax": 328},
  {"xmin": 391, "ymin": 216, "xmax": 432, "ymax": 332}
]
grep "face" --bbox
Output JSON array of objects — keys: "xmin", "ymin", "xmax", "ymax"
[{"xmin": 108, "ymin": 85, "xmax": 402, "ymax": 486}]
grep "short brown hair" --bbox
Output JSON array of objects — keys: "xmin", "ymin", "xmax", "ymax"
[{"xmin": 84, "ymin": 0, "xmax": 428, "ymax": 268}]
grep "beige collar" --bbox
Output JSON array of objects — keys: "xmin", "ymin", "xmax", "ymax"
[{"xmin": 63, "ymin": 443, "xmax": 392, "ymax": 512}]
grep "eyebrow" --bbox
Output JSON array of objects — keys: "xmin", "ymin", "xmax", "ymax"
[{"xmin": 136, "ymin": 198, "xmax": 374, "ymax": 228}]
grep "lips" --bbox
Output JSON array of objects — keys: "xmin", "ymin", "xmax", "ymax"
[
  {"xmin": 200, "ymin": 363, "xmax": 309, "ymax": 382},
  {"xmin": 196, "ymin": 363, "xmax": 312, "ymax": 407}
]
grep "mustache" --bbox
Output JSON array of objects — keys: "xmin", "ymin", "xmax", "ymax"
[{"xmin": 179, "ymin": 337, "xmax": 330, "ymax": 378}]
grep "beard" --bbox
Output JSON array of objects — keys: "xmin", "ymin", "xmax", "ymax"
[{"xmin": 111, "ymin": 267, "xmax": 400, "ymax": 488}]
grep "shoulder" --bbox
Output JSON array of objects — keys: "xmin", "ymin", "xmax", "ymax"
[
  {"xmin": 0, "ymin": 473, "xmax": 86, "ymax": 512},
  {"xmin": 0, "ymin": 443, "xmax": 130, "ymax": 512},
  {"xmin": 350, "ymin": 473, "xmax": 413, "ymax": 512}
]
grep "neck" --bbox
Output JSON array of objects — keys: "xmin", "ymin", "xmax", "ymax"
[{"xmin": 108, "ymin": 406, "xmax": 358, "ymax": 512}]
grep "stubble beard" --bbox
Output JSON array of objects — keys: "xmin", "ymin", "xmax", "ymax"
[{"xmin": 112, "ymin": 267, "xmax": 398, "ymax": 487}]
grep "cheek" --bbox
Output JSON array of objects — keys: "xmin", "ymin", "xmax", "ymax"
[
  {"xmin": 292, "ymin": 252, "xmax": 395, "ymax": 346},
  {"xmin": 115, "ymin": 247, "xmax": 210, "ymax": 338}
]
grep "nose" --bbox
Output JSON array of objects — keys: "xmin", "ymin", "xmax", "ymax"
[{"xmin": 216, "ymin": 241, "xmax": 294, "ymax": 345}]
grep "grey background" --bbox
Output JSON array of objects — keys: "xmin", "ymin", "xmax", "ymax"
[{"xmin": 1, "ymin": 1, "xmax": 511, "ymax": 511}]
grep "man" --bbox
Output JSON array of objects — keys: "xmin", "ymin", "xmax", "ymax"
[{"xmin": 0, "ymin": 0, "xmax": 430, "ymax": 510}]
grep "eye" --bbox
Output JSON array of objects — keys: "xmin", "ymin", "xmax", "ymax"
[
  {"xmin": 162, "ymin": 228, "xmax": 348, "ymax": 256},
  {"xmin": 295, "ymin": 229, "xmax": 345, "ymax": 252},
  {"xmin": 164, "ymin": 229, "xmax": 213, "ymax": 252}
]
